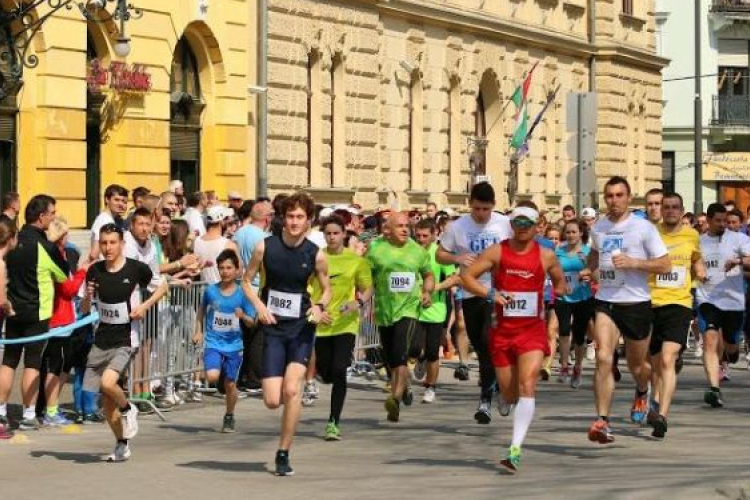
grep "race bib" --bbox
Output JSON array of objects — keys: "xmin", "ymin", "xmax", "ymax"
[
  {"xmin": 598, "ymin": 268, "xmax": 625, "ymax": 288},
  {"xmin": 501, "ymin": 291, "xmax": 538, "ymax": 318},
  {"xmin": 656, "ymin": 266, "xmax": 687, "ymax": 289},
  {"xmin": 564, "ymin": 272, "xmax": 580, "ymax": 290},
  {"xmin": 99, "ymin": 302, "xmax": 129, "ymax": 325},
  {"xmin": 389, "ymin": 272, "xmax": 415, "ymax": 293},
  {"xmin": 703, "ymin": 252, "xmax": 723, "ymax": 284},
  {"xmin": 267, "ymin": 289, "xmax": 302, "ymax": 318},
  {"xmin": 212, "ymin": 311, "xmax": 239, "ymax": 333}
]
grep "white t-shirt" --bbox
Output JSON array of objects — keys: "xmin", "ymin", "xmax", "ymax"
[
  {"xmin": 439, "ymin": 212, "xmax": 512, "ymax": 298},
  {"xmin": 696, "ymin": 230, "xmax": 750, "ymax": 311},
  {"xmin": 124, "ymin": 232, "xmax": 163, "ymax": 292},
  {"xmin": 184, "ymin": 207, "xmax": 206, "ymax": 237},
  {"xmin": 307, "ymin": 230, "xmax": 327, "ymax": 249},
  {"xmin": 591, "ymin": 214, "xmax": 668, "ymax": 303},
  {"xmin": 90, "ymin": 212, "xmax": 115, "ymax": 243}
]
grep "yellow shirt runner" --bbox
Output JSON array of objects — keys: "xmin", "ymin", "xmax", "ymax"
[{"xmin": 648, "ymin": 223, "xmax": 701, "ymax": 309}]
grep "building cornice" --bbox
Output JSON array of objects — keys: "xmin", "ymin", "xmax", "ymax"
[{"xmin": 595, "ymin": 43, "xmax": 670, "ymax": 71}]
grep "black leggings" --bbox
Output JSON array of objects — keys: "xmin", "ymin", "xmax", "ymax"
[
  {"xmin": 420, "ymin": 322, "xmax": 443, "ymax": 362},
  {"xmin": 461, "ymin": 297, "xmax": 495, "ymax": 401},
  {"xmin": 555, "ymin": 299, "xmax": 595, "ymax": 347},
  {"xmin": 315, "ymin": 334, "xmax": 355, "ymax": 424}
]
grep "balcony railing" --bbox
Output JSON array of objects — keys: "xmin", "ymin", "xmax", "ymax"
[
  {"xmin": 711, "ymin": 0, "xmax": 750, "ymax": 13},
  {"xmin": 713, "ymin": 95, "xmax": 750, "ymax": 127}
]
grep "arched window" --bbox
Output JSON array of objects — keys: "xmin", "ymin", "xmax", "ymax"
[
  {"xmin": 472, "ymin": 92, "xmax": 487, "ymax": 178},
  {"xmin": 307, "ymin": 49, "xmax": 321, "ymax": 187},
  {"xmin": 170, "ymin": 36, "xmax": 204, "ymax": 194},
  {"xmin": 330, "ymin": 54, "xmax": 345, "ymax": 187},
  {"xmin": 0, "ymin": 26, "xmax": 18, "ymax": 199}
]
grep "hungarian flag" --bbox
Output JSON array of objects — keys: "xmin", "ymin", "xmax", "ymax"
[
  {"xmin": 516, "ymin": 84, "xmax": 561, "ymax": 160},
  {"xmin": 510, "ymin": 62, "xmax": 538, "ymax": 150}
]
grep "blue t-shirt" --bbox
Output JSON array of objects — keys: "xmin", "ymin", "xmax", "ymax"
[
  {"xmin": 202, "ymin": 283, "xmax": 256, "ymax": 352},
  {"xmin": 233, "ymin": 224, "xmax": 267, "ymax": 290},
  {"xmin": 555, "ymin": 244, "xmax": 592, "ymax": 303}
]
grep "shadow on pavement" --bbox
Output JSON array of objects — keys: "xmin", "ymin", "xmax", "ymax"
[
  {"xmin": 177, "ymin": 460, "xmax": 270, "ymax": 474},
  {"xmin": 384, "ymin": 456, "xmax": 499, "ymax": 473},
  {"xmin": 30, "ymin": 450, "xmax": 103, "ymax": 464}
]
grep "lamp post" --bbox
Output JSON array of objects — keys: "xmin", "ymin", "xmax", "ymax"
[
  {"xmin": 694, "ymin": 0, "xmax": 703, "ymax": 215},
  {"xmin": 0, "ymin": 0, "xmax": 142, "ymax": 99}
]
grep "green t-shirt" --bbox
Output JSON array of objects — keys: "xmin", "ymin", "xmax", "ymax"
[
  {"xmin": 419, "ymin": 243, "xmax": 456, "ymax": 324},
  {"xmin": 311, "ymin": 248, "xmax": 372, "ymax": 337},
  {"xmin": 367, "ymin": 239, "xmax": 431, "ymax": 327}
]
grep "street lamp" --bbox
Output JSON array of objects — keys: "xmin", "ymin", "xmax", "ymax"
[{"xmin": 0, "ymin": 0, "xmax": 143, "ymax": 99}]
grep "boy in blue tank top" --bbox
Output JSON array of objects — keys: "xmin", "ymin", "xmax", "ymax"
[{"xmin": 194, "ymin": 250, "xmax": 256, "ymax": 433}]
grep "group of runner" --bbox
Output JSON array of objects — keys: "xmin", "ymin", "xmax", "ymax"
[{"xmin": 3, "ymin": 176, "xmax": 748, "ymax": 475}]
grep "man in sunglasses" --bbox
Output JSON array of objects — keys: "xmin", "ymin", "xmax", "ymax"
[{"xmin": 462, "ymin": 203, "xmax": 565, "ymax": 472}]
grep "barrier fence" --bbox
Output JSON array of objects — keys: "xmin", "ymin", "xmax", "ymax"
[{"xmin": 352, "ymin": 297, "xmax": 383, "ymax": 378}]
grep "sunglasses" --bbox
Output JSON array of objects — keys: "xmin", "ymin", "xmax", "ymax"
[{"xmin": 510, "ymin": 218, "xmax": 536, "ymax": 229}]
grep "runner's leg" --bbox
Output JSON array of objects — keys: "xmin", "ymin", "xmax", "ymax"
[
  {"xmin": 593, "ymin": 311, "xmax": 619, "ymax": 418},
  {"xmin": 279, "ymin": 362, "xmax": 306, "ymax": 450}
]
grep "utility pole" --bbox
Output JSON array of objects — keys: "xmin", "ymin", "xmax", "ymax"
[{"xmin": 694, "ymin": 0, "xmax": 703, "ymax": 215}]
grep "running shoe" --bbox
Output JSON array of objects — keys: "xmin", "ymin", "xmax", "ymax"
[
  {"xmin": 454, "ymin": 363, "xmax": 470, "ymax": 381},
  {"xmin": 275, "ymin": 450, "xmax": 294, "ymax": 476},
  {"xmin": 422, "ymin": 387, "xmax": 436, "ymax": 404},
  {"xmin": 497, "ymin": 400, "xmax": 513, "ymax": 417},
  {"xmin": 306, "ymin": 380, "xmax": 320, "ymax": 399},
  {"xmin": 651, "ymin": 415, "xmax": 668, "ymax": 439},
  {"xmin": 720, "ymin": 365, "xmax": 731, "ymax": 382},
  {"xmin": 186, "ymin": 390, "xmax": 203, "ymax": 403},
  {"xmin": 121, "ymin": 405, "xmax": 139, "ymax": 440},
  {"xmin": 42, "ymin": 413, "xmax": 73, "ymax": 427},
  {"xmin": 19, "ymin": 417, "xmax": 40, "ymax": 431},
  {"xmin": 413, "ymin": 360, "xmax": 426, "ymax": 382},
  {"xmin": 302, "ymin": 393, "xmax": 316, "ymax": 407},
  {"xmin": 612, "ymin": 364, "xmax": 622, "ymax": 383},
  {"xmin": 539, "ymin": 367, "xmax": 551, "ymax": 381},
  {"xmin": 221, "ymin": 414, "xmax": 235, "ymax": 433},
  {"xmin": 694, "ymin": 343, "xmax": 703, "ymax": 358},
  {"xmin": 74, "ymin": 413, "xmax": 84, "ymax": 425},
  {"xmin": 385, "ymin": 397, "xmax": 400, "ymax": 422},
  {"xmin": 704, "ymin": 389, "xmax": 724, "ymax": 408},
  {"xmin": 630, "ymin": 396, "xmax": 648, "ymax": 425},
  {"xmin": 570, "ymin": 366, "xmax": 583, "ymax": 389},
  {"xmin": 104, "ymin": 442, "xmax": 131, "ymax": 462},
  {"xmin": 557, "ymin": 366, "xmax": 570, "ymax": 384},
  {"xmin": 500, "ymin": 445, "xmax": 521, "ymax": 473},
  {"xmin": 325, "ymin": 420, "xmax": 341, "ymax": 441},
  {"xmin": 83, "ymin": 412, "xmax": 105, "ymax": 424},
  {"xmin": 402, "ymin": 388, "xmax": 414, "ymax": 407},
  {"xmin": 586, "ymin": 343, "xmax": 596, "ymax": 361},
  {"xmin": 588, "ymin": 419, "xmax": 614, "ymax": 444},
  {"xmin": 474, "ymin": 401, "xmax": 492, "ymax": 424},
  {"xmin": 646, "ymin": 399, "xmax": 660, "ymax": 427},
  {"xmin": 302, "ymin": 382, "xmax": 316, "ymax": 406},
  {"xmin": 0, "ymin": 416, "xmax": 13, "ymax": 439}
]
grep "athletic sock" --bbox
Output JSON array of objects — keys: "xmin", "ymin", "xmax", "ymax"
[
  {"xmin": 23, "ymin": 407, "xmax": 36, "ymax": 420},
  {"xmin": 711, "ymin": 386, "xmax": 721, "ymax": 393},
  {"xmin": 46, "ymin": 405, "xmax": 59, "ymax": 417},
  {"xmin": 117, "ymin": 439, "xmax": 128, "ymax": 446},
  {"xmin": 510, "ymin": 397, "xmax": 535, "ymax": 448},
  {"xmin": 598, "ymin": 415, "xmax": 610, "ymax": 423},
  {"xmin": 119, "ymin": 403, "xmax": 131, "ymax": 414},
  {"xmin": 0, "ymin": 402, "xmax": 7, "ymax": 417},
  {"xmin": 636, "ymin": 388, "xmax": 648, "ymax": 398}
]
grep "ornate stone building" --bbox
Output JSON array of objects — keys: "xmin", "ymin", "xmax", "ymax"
[{"xmin": 266, "ymin": 0, "xmax": 667, "ymax": 210}]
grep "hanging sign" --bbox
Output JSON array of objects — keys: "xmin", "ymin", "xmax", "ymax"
[{"xmin": 87, "ymin": 59, "xmax": 152, "ymax": 93}]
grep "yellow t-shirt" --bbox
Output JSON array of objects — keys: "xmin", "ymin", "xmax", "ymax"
[
  {"xmin": 649, "ymin": 224, "xmax": 701, "ymax": 308},
  {"xmin": 311, "ymin": 248, "xmax": 373, "ymax": 337}
]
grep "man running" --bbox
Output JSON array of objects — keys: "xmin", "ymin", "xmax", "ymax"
[
  {"xmin": 242, "ymin": 193, "xmax": 331, "ymax": 476},
  {"xmin": 414, "ymin": 218, "xmax": 459, "ymax": 403},
  {"xmin": 583, "ymin": 176, "xmax": 670, "ymax": 444},
  {"xmin": 463, "ymin": 204, "xmax": 565, "ymax": 472},
  {"xmin": 367, "ymin": 212, "xmax": 434, "ymax": 423},
  {"xmin": 695, "ymin": 203, "xmax": 750, "ymax": 408},
  {"xmin": 437, "ymin": 182, "xmax": 511, "ymax": 424},
  {"xmin": 647, "ymin": 192, "xmax": 703, "ymax": 438},
  {"xmin": 81, "ymin": 224, "xmax": 166, "ymax": 462}
]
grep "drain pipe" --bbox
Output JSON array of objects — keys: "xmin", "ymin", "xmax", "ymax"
[
  {"xmin": 257, "ymin": 0, "xmax": 269, "ymax": 198},
  {"xmin": 588, "ymin": 0, "xmax": 597, "ymax": 208}
]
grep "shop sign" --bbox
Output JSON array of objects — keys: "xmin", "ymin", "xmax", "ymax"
[
  {"xmin": 87, "ymin": 59, "xmax": 152, "ymax": 93},
  {"xmin": 703, "ymin": 152, "xmax": 750, "ymax": 182}
]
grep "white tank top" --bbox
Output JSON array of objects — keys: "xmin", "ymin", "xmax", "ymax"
[{"xmin": 194, "ymin": 236, "xmax": 228, "ymax": 285}]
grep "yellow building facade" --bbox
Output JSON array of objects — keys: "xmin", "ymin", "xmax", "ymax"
[
  {"xmin": 1, "ymin": 0, "xmax": 255, "ymax": 228},
  {"xmin": 266, "ymin": 0, "xmax": 668, "ymax": 210}
]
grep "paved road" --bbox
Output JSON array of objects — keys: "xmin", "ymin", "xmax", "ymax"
[{"xmin": 1, "ymin": 356, "xmax": 749, "ymax": 500}]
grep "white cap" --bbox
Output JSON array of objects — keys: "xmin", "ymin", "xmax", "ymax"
[
  {"xmin": 319, "ymin": 207, "xmax": 334, "ymax": 218},
  {"xmin": 227, "ymin": 191, "xmax": 243, "ymax": 200},
  {"xmin": 582, "ymin": 207, "xmax": 597, "ymax": 218},
  {"xmin": 333, "ymin": 204, "xmax": 359, "ymax": 216},
  {"xmin": 206, "ymin": 205, "xmax": 234, "ymax": 224},
  {"xmin": 443, "ymin": 207, "xmax": 458, "ymax": 217},
  {"xmin": 510, "ymin": 206, "xmax": 540, "ymax": 223},
  {"xmin": 168, "ymin": 179, "xmax": 183, "ymax": 192}
]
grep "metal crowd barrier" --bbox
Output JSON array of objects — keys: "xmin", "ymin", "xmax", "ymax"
[
  {"xmin": 351, "ymin": 297, "xmax": 383, "ymax": 379},
  {"xmin": 128, "ymin": 281, "xmax": 207, "ymax": 420}
]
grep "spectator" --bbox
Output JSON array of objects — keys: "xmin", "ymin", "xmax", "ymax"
[
  {"xmin": 562, "ymin": 204, "xmax": 576, "ymax": 222},
  {"xmin": 270, "ymin": 193, "xmax": 289, "ymax": 237},
  {"xmin": 89, "ymin": 184, "xmax": 129, "ymax": 261},
  {"xmin": 235, "ymin": 200, "xmax": 255, "ymax": 229},
  {"xmin": 0, "ymin": 194, "xmax": 69, "ymax": 431},
  {"xmin": 124, "ymin": 187, "xmax": 151, "ymax": 228},
  {"xmin": 184, "ymin": 191, "xmax": 207, "ymax": 237},
  {"xmin": 695, "ymin": 211, "xmax": 709, "ymax": 234},
  {"xmin": 194, "ymin": 206, "xmax": 239, "ymax": 284},
  {"xmin": 228, "ymin": 191, "xmax": 244, "ymax": 212},
  {"xmin": 159, "ymin": 191, "xmax": 179, "ymax": 219},
  {"xmin": 425, "ymin": 202, "xmax": 438, "ymax": 219},
  {"xmin": 0, "ymin": 219, "xmax": 17, "ymax": 438},
  {"xmin": 206, "ymin": 190, "xmax": 219, "ymax": 207},
  {"xmin": 681, "ymin": 211, "xmax": 695, "ymax": 228},
  {"xmin": 168, "ymin": 179, "xmax": 184, "ymax": 197},
  {"xmin": 581, "ymin": 207, "xmax": 597, "ymax": 230},
  {"xmin": 0, "ymin": 192, "xmax": 20, "ymax": 224}
]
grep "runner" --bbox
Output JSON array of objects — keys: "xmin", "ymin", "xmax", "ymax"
[
  {"xmin": 463, "ymin": 204, "xmax": 565, "ymax": 472},
  {"xmin": 554, "ymin": 219, "xmax": 594, "ymax": 388},
  {"xmin": 695, "ymin": 203, "xmax": 750, "ymax": 408},
  {"xmin": 193, "ymin": 250, "xmax": 256, "ymax": 433},
  {"xmin": 367, "ymin": 212, "xmax": 434, "ymax": 423},
  {"xmin": 437, "ymin": 182, "xmax": 511, "ymax": 424},
  {"xmin": 414, "ymin": 218, "xmax": 459, "ymax": 403},
  {"xmin": 81, "ymin": 223, "xmax": 167, "ymax": 462},
  {"xmin": 242, "ymin": 192, "xmax": 332, "ymax": 476},
  {"xmin": 645, "ymin": 188, "xmax": 663, "ymax": 225},
  {"xmin": 583, "ymin": 176, "xmax": 670, "ymax": 444},
  {"xmin": 646, "ymin": 192, "xmax": 703, "ymax": 438},
  {"xmin": 310, "ymin": 215, "xmax": 373, "ymax": 440}
]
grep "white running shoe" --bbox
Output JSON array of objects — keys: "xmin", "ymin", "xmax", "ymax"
[
  {"xmin": 422, "ymin": 387, "xmax": 436, "ymax": 404},
  {"xmin": 121, "ymin": 405, "xmax": 139, "ymax": 440},
  {"xmin": 497, "ymin": 400, "xmax": 513, "ymax": 417},
  {"xmin": 586, "ymin": 343, "xmax": 596, "ymax": 361},
  {"xmin": 104, "ymin": 443, "xmax": 131, "ymax": 462}
]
